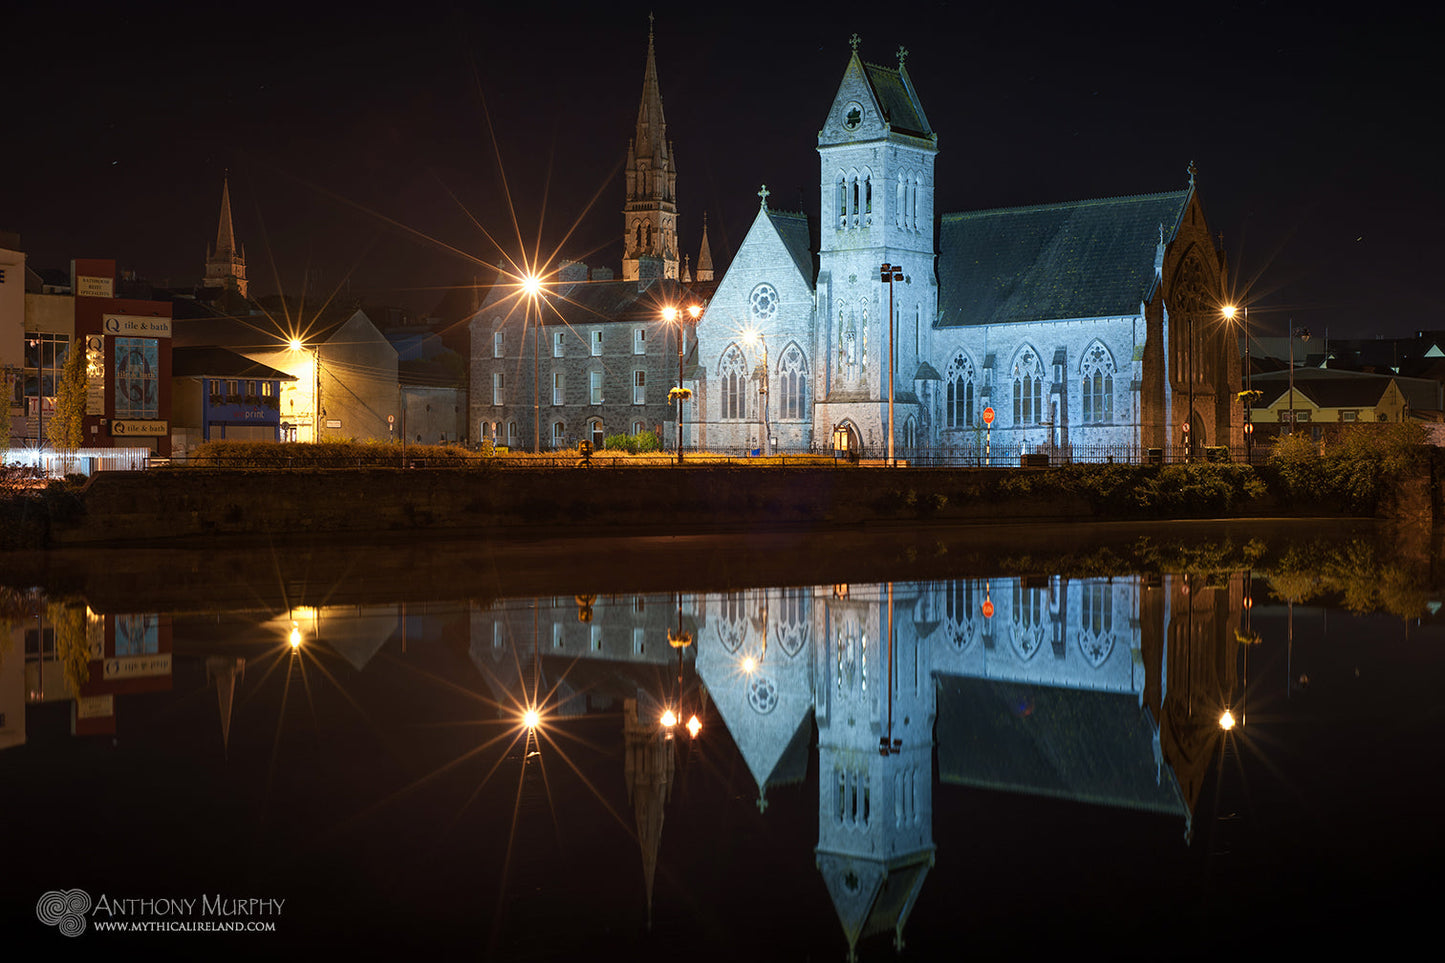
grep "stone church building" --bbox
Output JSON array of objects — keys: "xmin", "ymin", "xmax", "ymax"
[{"xmin": 691, "ymin": 40, "xmax": 1239, "ymax": 462}]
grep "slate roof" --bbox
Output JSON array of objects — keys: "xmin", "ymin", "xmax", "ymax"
[
  {"xmin": 171, "ymin": 346, "xmax": 297, "ymax": 380},
  {"xmin": 937, "ymin": 190, "xmax": 1191, "ymax": 328},
  {"xmin": 531, "ymin": 277, "xmax": 713, "ymax": 327},
  {"xmin": 767, "ymin": 210, "xmax": 816, "ymax": 287},
  {"xmin": 935, "ymin": 675, "xmax": 1188, "ymax": 817},
  {"xmin": 861, "ymin": 62, "xmax": 931, "ymax": 138},
  {"xmin": 1250, "ymin": 368, "xmax": 1442, "ymax": 410}
]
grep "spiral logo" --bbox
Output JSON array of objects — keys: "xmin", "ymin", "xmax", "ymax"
[{"xmin": 36, "ymin": 889, "xmax": 91, "ymax": 937}]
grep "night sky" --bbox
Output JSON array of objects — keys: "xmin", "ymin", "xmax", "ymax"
[{"xmin": 4, "ymin": 2, "xmax": 1438, "ymax": 340}]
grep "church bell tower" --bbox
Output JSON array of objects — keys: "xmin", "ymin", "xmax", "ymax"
[{"xmin": 622, "ymin": 21, "xmax": 679, "ymax": 281}]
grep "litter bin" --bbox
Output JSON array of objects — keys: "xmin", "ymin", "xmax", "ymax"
[
  {"xmin": 1146, "ymin": 448, "xmax": 1163, "ymax": 466},
  {"xmin": 1020, "ymin": 453, "xmax": 1050, "ymax": 467}
]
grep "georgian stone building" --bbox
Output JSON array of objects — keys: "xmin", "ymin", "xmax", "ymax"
[
  {"xmin": 692, "ymin": 40, "xmax": 1238, "ymax": 462},
  {"xmin": 468, "ymin": 28, "xmax": 715, "ymax": 451}
]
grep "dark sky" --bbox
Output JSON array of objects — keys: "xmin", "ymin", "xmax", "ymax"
[{"xmin": 4, "ymin": 2, "xmax": 1439, "ymax": 340}]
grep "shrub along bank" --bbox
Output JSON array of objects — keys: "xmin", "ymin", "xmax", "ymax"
[{"xmin": 0, "ymin": 429, "xmax": 1436, "ymax": 550}]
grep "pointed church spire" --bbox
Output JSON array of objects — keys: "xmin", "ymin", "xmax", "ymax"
[
  {"xmin": 623, "ymin": 20, "xmax": 679, "ymax": 282},
  {"xmin": 696, "ymin": 213, "xmax": 714, "ymax": 282},
  {"xmin": 202, "ymin": 172, "xmax": 249, "ymax": 298},
  {"xmin": 636, "ymin": 19, "xmax": 668, "ymax": 156},
  {"xmin": 215, "ymin": 172, "xmax": 238, "ymax": 259}
]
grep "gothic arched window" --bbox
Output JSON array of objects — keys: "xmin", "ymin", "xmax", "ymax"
[
  {"xmin": 1011, "ymin": 580, "xmax": 1047, "ymax": 661},
  {"xmin": 777, "ymin": 587, "xmax": 810, "ymax": 657},
  {"xmin": 778, "ymin": 344, "xmax": 807, "ymax": 419},
  {"xmin": 943, "ymin": 579, "xmax": 977, "ymax": 649},
  {"xmin": 1078, "ymin": 582, "xmax": 1115, "ymax": 667},
  {"xmin": 837, "ymin": 175, "xmax": 847, "ymax": 227},
  {"xmin": 1012, "ymin": 348, "xmax": 1044, "ymax": 425},
  {"xmin": 944, "ymin": 353, "xmax": 976, "ymax": 429},
  {"xmin": 720, "ymin": 345, "xmax": 746, "ymax": 420},
  {"xmin": 1080, "ymin": 342, "xmax": 1116, "ymax": 424}
]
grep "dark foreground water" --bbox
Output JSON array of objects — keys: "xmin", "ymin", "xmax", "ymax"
[{"xmin": 3, "ymin": 521, "xmax": 1442, "ymax": 960}]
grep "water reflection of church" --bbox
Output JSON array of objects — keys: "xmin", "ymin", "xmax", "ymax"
[{"xmin": 471, "ymin": 573, "xmax": 1243, "ymax": 958}]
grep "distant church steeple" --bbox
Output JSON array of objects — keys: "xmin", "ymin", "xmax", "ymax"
[
  {"xmin": 202, "ymin": 174, "xmax": 248, "ymax": 297},
  {"xmin": 695, "ymin": 213, "xmax": 714, "ymax": 282},
  {"xmin": 622, "ymin": 20, "xmax": 679, "ymax": 282}
]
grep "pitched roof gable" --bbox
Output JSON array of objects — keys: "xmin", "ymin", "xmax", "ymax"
[
  {"xmin": 938, "ymin": 190, "xmax": 1191, "ymax": 327},
  {"xmin": 861, "ymin": 61, "xmax": 931, "ymax": 137},
  {"xmin": 767, "ymin": 210, "xmax": 816, "ymax": 286}
]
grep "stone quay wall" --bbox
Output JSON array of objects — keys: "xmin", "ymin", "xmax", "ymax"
[{"xmin": 54, "ymin": 466, "xmax": 1095, "ymax": 547}]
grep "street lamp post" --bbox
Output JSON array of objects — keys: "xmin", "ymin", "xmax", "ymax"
[
  {"xmin": 522, "ymin": 274, "xmax": 544, "ymax": 452},
  {"xmin": 880, "ymin": 263, "xmax": 903, "ymax": 466},
  {"xmin": 288, "ymin": 338, "xmax": 321, "ymax": 443},
  {"xmin": 744, "ymin": 329, "xmax": 769, "ymax": 456},
  {"xmin": 1223, "ymin": 303, "xmax": 1250, "ymax": 461},
  {"xmin": 664, "ymin": 304, "xmax": 702, "ymax": 465},
  {"xmin": 1287, "ymin": 323, "xmax": 1310, "ymax": 436}
]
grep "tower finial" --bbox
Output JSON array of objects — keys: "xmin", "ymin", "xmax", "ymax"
[
  {"xmin": 648, "ymin": 11, "xmax": 655, "ymax": 39},
  {"xmin": 849, "ymin": 33, "xmax": 861, "ymax": 52},
  {"xmin": 1188, "ymin": 160, "xmax": 1197, "ymax": 187},
  {"xmin": 897, "ymin": 45, "xmax": 909, "ymax": 67},
  {"xmin": 758, "ymin": 184, "xmax": 770, "ymax": 209}
]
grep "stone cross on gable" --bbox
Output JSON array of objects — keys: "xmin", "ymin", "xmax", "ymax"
[
  {"xmin": 897, "ymin": 45, "xmax": 909, "ymax": 66},
  {"xmin": 849, "ymin": 33, "xmax": 861, "ymax": 52},
  {"xmin": 758, "ymin": 184, "xmax": 770, "ymax": 209}
]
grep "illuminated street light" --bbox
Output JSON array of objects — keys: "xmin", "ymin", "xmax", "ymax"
[
  {"xmin": 519, "ymin": 273, "xmax": 547, "ymax": 451},
  {"xmin": 288, "ymin": 620, "xmax": 302, "ymax": 652},
  {"xmin": 663, "ymin": 304, "xmax": 701, "ymax": 464}
]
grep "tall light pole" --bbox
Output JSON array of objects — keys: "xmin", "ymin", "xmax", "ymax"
[
  {"xmin": 743, "ymin": 329, "xmax": 769, "ymax": 456},
  {"xmin": 1223, "ymin": 303, "xmax": 1249, "ymax": 460},
  {"xmin": 664, "ymin": 304, "xmax": 701, "ymax": 465},
  {"xmin": 522, "ymin": 274, "xmax": 544, "ymax": 451},
  {"xmin": 1287, "ymin": 323, "xmax": 1310, "ymax": 436},
  {"xmin": 288, "ymin": 338, "xmax": 320, "ymax": 443},
  {"xmin": 880, "ymin": 262, "xmax": 903, "ymax": 466}
]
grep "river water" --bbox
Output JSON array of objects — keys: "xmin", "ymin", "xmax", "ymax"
[{"xmin": 3, "ymin": 520, "xmax": 1440, "ymax": 959}]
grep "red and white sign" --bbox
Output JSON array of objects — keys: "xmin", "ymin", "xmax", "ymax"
[{"xmin": 982, "ymin": 406, "xmax": 995, "ymax": 426}]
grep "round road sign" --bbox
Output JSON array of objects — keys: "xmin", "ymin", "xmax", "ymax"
[{"xmin": 982, "ymin": 406, "xmax": 995, "ymax": 426}]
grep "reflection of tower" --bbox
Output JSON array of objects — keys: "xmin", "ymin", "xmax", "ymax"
[
  {"xmin": 623, "ymin": 697, "xmax": 674, "ymax": 928},
  {"xmin": 205, "ymin": 655, "xmax": 246, "ymax": 756},
  {"xmin": 1148, "ymin": 573, "xmax": 1241, "ymax": 832},
  {"xmin": 815, "ymin": 585, "xmax": 934, "ymax": 959}
]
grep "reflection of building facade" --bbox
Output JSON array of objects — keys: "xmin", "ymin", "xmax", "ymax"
[{"xmin": 468, "ymin": 574, "xmax": 1244, "ymax": 957}]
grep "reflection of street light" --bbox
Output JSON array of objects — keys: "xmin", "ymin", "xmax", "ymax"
[
  {"xmin": 288, "ymin": 620, "xmax": 302, "ymax": 652},
  {"xmin": 742, "ymin": 328, "xmax": 769, "ymax": 455},
  {"xmin": 880, "ymin": 263, "xmax": 904, "ymax": 466},
  {"xmin": 523, "ymin": 706, "xmax": 541, "ymax": 731},
  {"xmin": 663, "ymin": 304, "xmax": 702, "ymax": 464},
  {"xmin": 1218, "ymin": 708, "xmax": 1236, "ymax": 731}
]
